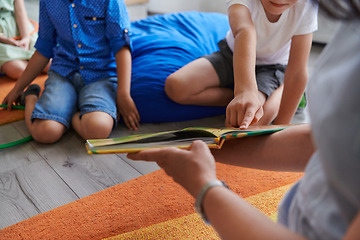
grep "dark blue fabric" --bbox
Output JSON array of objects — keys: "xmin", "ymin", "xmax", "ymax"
[
  {"xmin": 130, "ymin": 11, "xmax": 230, "ymax": 123},
  {"xmin": 35, "ymin": 0, "xmax": 131, "ymax": 85}
]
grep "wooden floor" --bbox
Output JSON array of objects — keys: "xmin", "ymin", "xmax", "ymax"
[
  {"xmin": 0, "ymin": 1, "xmax": 324, "ymax": 229},
  {"xmin": 0, "ymin": 114, "xmax": 226, "ymax": 228},
  {"xmin": 0, "ymin": 91, "xmax": 320, "ymax": 230}
]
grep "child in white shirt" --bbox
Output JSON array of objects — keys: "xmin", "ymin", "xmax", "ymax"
[{"xmin": 164, "ymin": 0, "xmax": 317, "ymax": 128}]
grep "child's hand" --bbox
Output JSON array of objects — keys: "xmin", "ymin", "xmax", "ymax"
[
  {"xmin": 0, "ymin": 37, "xmax": 20, "ymax": 47},
  {"xmin": 1, "ymin": 87, "xmax": 24, "ymax": 110},
  {"xmin": 17, "ymin": 36, "xmax": 31, "ymax": 50},
  {"xmin": 128, "ymin": 140, "xmax": 218, "ymax": 198},
  {"xmin": 226, "ymin": 92, "xmax": 263, "ymax": 129},
  {"xmin": 117, "ymin": 95, "xmax": 140, "ymax": 130}
]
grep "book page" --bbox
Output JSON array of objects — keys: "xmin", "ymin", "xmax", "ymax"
[{"xmin": 86, "ymin": 137, "xmax": 220, "ymax": 154}]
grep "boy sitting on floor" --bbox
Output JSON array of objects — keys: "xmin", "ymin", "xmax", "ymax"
[
  {"xmin": 2, "ymin": 0, "xmax": 140, "ymax": 143},
  {"xmin": 165, "ymin": 0, "xmax": 318, "ymax": 128}
]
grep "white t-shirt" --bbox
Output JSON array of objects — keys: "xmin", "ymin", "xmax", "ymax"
[{"xmin": 225, "ymin": 0, "xmax": 318, "ymax": 65}]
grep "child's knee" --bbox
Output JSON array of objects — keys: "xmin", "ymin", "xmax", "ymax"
[
  {"xmin": 30, "ymin": 120, "xmax": 65, "ymax": 143},
  {"xmin": 84, "ymin": 125, "xmax": 112, "ymax": 139},
  {"xmin": 2, "ymin": 60, "xmax": 27, "ymax": 79},
  {"xmin": 165, "ymin": 74, "xmax": 191, "ymax": 104},
  {"xmin": 81, "ymin": 112, "xmax": 113, "ymax": 139}
]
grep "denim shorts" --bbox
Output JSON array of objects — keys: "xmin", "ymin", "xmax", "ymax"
[
  {"xmin": 203, "ymin": 39, "xmax": 287, "ymax": 98},
  {"xmin": 31, "ymin": 70, "xmax": 118, "ymax": 130}
]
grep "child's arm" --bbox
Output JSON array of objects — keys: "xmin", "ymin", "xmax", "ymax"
[
  {"xmin": 273, "ymin": 33, "xmax": 313, "ymax": 125},
  {"xmin": 115, "ymin": 46, "xmax": 140, "ymax": 130},
  {"xmin": 255, "ymin": 85, "xmax": 284, "ymax": 125},
  {"xmin": 227, "ymin": 4, "xmax": 263, "ymax": 129},
  {"xmin": 14, "ymin": 0, "xmax": 31, "ymax": 50},
  {"xmin": 0, "ymin": 34, "xmax": 19, "ymax": 46},
  {"xmin": 2, "ymin": 51, "xmax": 50, "ymax": 110}
]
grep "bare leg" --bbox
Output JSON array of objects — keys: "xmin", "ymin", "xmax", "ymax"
[
  {"xmin": 255, "ymin": 85, "xmax": 284, "ymax": 125},
  {"xmin": 165, "ymin": 58, "xmax": 233, "ymax": 106},
  {"xmin": 71, "ymin": 111, "xmax": 114, "ymax": 140},
  {"xmin": 211, "ymin": 124, "xmax": 314, "ymax": 172},
  {"xmin": 1, "ymin": 60, "xmax": 28, "ymax": 79},
  {"xmin": 24, "ymin": 94, "xmax": 66, "ymax": 143}
]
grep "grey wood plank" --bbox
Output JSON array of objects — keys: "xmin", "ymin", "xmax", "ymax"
[
  {"xmin": 13, "ymin": 121, "xmax": 143, "ymax": 199},
  {"xmin": 0, "ymin": 161, "xmax": 79, "ymax": 229},
  {"xmin": 111, "ymin": 124, "xmax": 163, "ymax": 174},
  {"xmin": 0, "ymin": 123, "xmax": 42, "ymax": 173},
  {"xmin": 120, "ymin": 154, "xmax": 161, "ymax": 175},
  {"xmin": 109, "ymin": 122, "xmax": 162, "ymax": 137},
  {"xmin": 107, "ymin": 123, "xmax": 163, "ymax": 174},
  {"xmin": 198, "ymin": 115, "xmax": 226, "ymax": 128}
]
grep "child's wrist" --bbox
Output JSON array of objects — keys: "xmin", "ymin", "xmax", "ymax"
[
  {"xmin": 234, "ymin": 86, "xmax": 258, "ymax": 96},
  {"xmin": 117, "ymin": 91, "xmax": 131, "ymax": 98}
]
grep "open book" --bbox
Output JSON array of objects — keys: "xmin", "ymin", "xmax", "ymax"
[{"xmin": 85, "ymin": 125, "xmax": 291, "ymax": 154}]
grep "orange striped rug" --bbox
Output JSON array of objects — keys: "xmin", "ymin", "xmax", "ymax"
[
  {"xmin": 0, "ymin": 162, "xmax": 302, "ymax": 239},
  {"xmin": 0, "ymin": 74, "xmax": 47, "ymax": 126}
]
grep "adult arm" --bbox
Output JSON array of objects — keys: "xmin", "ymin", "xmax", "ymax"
[
  {"xmin": 115, "ymin": 46, "xmax": 140, "ymax": 130},
  {"xmin": 273, "ymin": 33, "xmax": 313, "ymax": 124},
  {"xmin": 211, "ymin": 124, "xmax": 314, "ymax": 172},
  {"xmin": 129, "ymin": 137, "xmax": 359, "ymax": 240},
  {"xmin": 127, "ymin": 139, "xmax": 308, "ymax": 240},
  {"xmin": 226, "ymin": 4, "xmax": 263, "ymax": 129},
  {"xmin": 202, "ymin": 185, "xmax": 306, "ymax": 240},
  {"xmin": 2, "ymin": 51, "xmax": 50, "ymax": 110},
  {"xmin": 343, "ymin": 212, "xmax": 360, "ymax": 240},
  {"xmin": 14, "ymin": 0, "xmax": 31, "ymax": 50},
  {"xmin": 202, "ymin": 187, "xmax": 359, "ymax": 240}
]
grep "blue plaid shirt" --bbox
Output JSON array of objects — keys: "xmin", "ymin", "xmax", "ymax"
[{"xmin": 35, "ymin": 0, "xmax": 132, "ymax": 85}]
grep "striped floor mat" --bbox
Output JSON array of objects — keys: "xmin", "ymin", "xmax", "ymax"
[{"xmin": 0, "ymin": 163, "xmax": 302, "ymax": 239}]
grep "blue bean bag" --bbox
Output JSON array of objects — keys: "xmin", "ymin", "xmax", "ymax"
[{"xmin": 130, "ymin": 11, "xmax": 230, "ymax": 123}]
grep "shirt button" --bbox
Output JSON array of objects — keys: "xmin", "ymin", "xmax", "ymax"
[
  {"xmin": 124, "ymin": 28, "xmax": 128, "ymax": 33},
  {"xmin": 78, "ymin": 44, "xmax": 82, "ymax": 48},
  {"xmin": 73, "ymin": 24, "xmax": 77, "ymax": 28},
  {"xmin": 80, "ymin": 66, "xmax": 84, "ymax": 69},
  {"xmin": 92, "ymin": 17, "xmax": 97, "ymax": 21},
  {"xmin": 71, "ymin": 3, "xmax": 75, "ymax": 7}
]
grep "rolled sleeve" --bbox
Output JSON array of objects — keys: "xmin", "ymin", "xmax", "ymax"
[
  {"xmin": 106, "ymin": 0, "xmax": 132, "ymax": 54},
  {"xmin": 109, "ymin": 30, "xmax": 132, "ymax": 55},
  {"xmin": 34, "ymin": 38, "xmax": 56, "ymax": 59},
  {"xmin": 36, "ymin": 0, "xmax": 57, "ymax": 58}
]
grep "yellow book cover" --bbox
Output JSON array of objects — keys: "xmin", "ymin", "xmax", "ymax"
[{"xmin": 85, "ymin": 125, "xmax": 291, "ymax": 154}]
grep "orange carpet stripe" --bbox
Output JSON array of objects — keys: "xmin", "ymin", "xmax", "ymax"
[
  {"xmin": 0, "ymin": 75, "xmax": 47, "ymax": 126},
  {"xmin": 0, "ymin": 165, "xmax": 302, "ymax": 240},
  {"xmin": 105, "ymin": 184, "xmax": 293, "ymax": 239},
  {"xmin": 106, "ymin": 213, "xmax": 219, "ymax": 240},
  {"xmin": 244, "ymin": 183, "xmax": 293, "ymax": 217}
]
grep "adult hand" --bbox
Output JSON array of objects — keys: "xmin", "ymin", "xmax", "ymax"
[
  {"xmin": 226, "ymin": 91, "xmax": 263, "ymax": 129},
  {"xmin": 128, "ymin": 140, "xmax": 218, "ymax": 198},
  {"xmin": 17, "ymin": 36, "xmax": 31, "ymax": 50},
  {"xmin": 117, "ymin": 95, "xmax": 140, "ymax": 130}
]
